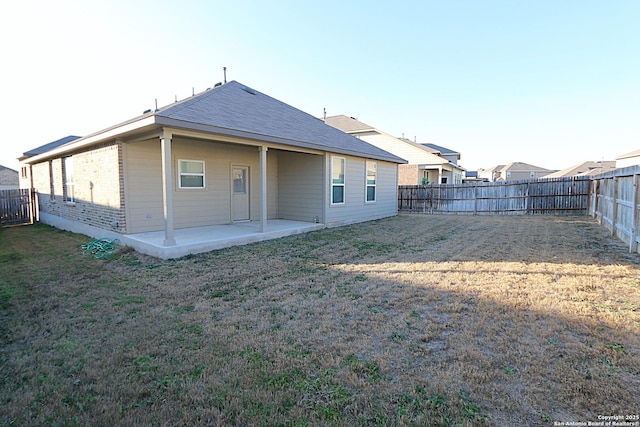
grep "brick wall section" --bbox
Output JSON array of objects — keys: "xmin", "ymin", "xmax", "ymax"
[
  {"xmin": 30, "ymin": 141, "xmax": 127, "ymax": 233},
  {"xmin": 0, "ymin": 168, "xmax": 18, "ymax": 186},
  {"xmin": 398, "ymin": 164, "xmax": 419, "ymax": 185}
]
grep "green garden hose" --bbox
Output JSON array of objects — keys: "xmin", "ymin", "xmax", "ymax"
[{"xmin": 81, "ymin": 238, "xmax": 119, "ymax": 259}]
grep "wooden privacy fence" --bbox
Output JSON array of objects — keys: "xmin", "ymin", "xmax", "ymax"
[
  {"xmin": 589, "ymin": 165, "xmax": 640, "ymax": 253},
  {"xmin": 398, "ymin": 177, "xmax": 591, "ymax": 215},
  {"xmin": 0, "ymin": 189, "xmax": 38, "ymax": 226}
]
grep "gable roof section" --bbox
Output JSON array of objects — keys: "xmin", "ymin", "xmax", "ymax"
[
  {"xmin": 22, "ymin": 82, "xmax": 405, "ymax": 165},
  {"xmin": 155, "ymin": 83, "xmax": 403, "ymax": 163}
]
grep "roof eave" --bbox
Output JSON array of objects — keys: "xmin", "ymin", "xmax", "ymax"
[
  {"xmin": 22, "ymin": 116, "xmax": 158, "ymax": 164},
  {"xmin": 24, "ymin": 112, "xmax": 406, "ymax": 166}
]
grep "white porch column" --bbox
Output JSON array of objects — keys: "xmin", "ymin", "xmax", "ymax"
[
  {"xmin": 438, "ymin": 166, "xmax": 443, "ymax": 184},
  {"xmin": 160, "ymin": 130, "xmax": 176, "ymax": 246},
  {"xmin": 259, "ymin": 145, "xmax": 268, "ymax": 233}
]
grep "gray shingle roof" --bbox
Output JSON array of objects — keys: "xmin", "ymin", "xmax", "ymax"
[
  {"xmin": 22, "ymin": 135, "xmax": 82, "ymax": 158},
  {"xmin": 421, "ymin": 143, "xmax": 459, "ymax": 156},
  {"xmin": 157, "ymin": 82, "xmax": 404, "ymax": 163}
]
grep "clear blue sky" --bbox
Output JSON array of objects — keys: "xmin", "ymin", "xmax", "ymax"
[{"xmin": 1, "ymin": 0, "xmax": 638, "ymax": 172}]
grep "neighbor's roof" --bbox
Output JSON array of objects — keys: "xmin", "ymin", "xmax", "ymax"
[
  {"xmin": 543, "ymin": 161, "xmax": 616, "ymax": 178},
  {"xmin": 326, "ymin": 114, "xmax": 466, "ymax": 168},
  {"xmin": 22, "ymin": 135, "xmax": 82, "ymax": 159},
  {"xmin": 23, "ymin": 82, "xmax": 405, "ymax": 164},
  {"xmin": 616, "ymin": 148, "xmax": 640, "ymax": 160},
  {"xmin": 498, "ymin": 162, "xmax": 553, "ymax": 172},
  {"xmin": 421, "ymin": 143, "xmax": 460, "ymax": 157},
  {"xmin": 478, "ymin": 165, "xmax": 505, "ymax": 172},
  {"xmin": 0, "ymin": 164, "xmax": 18, "ymax": 173},
  {"xmin": 324, "ymin": 115, "xmax": 375, "ymax": 133}
]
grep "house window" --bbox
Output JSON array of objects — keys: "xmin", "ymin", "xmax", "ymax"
[
  {"xmin": 530, "ymin": 171, "xmax": 535, "ymax": 178},
  {"xmin": 441, "ymin": 177, "xmax": 448, "ymax": 184},
  {"xmin": 366, "ymin": 161, "xmax": 376, "ymax": 202},
  {"xmin": 178, "ymin": 159, "xmax": 205, "ymax": 189},
  {"xmin": 331, "ymin": 156, "xmax": 345, "ymax": 204},
  {"xmin": 21, "ymin": 167, "xmax": 27, "ymax": 179},
  {"xmin": 63, "ymin": 156, "xmax": 74, "ymax": 203},
  {"xmin": 49, "ymin": 160, "xmax": 55, "ymax": 201}
]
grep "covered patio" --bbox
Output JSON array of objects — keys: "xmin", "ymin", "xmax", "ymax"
[{"xmin": 121, "ymin": 219, "xmax": 325, "ymax": 259}]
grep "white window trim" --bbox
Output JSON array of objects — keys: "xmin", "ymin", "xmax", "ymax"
[
  {"xmin": 365, "ymin": 160, "xmax": 376, "ymax": 203},
  {"xmin": 63, "ymin": 156, "xmax": 75, "ymax": 204},
  {"xmin": 331, "ymin": 156, "xmax": 345, "ymax": 205},
  {"xmin": 178, "ymin": 159, "xmax": 206, "ymax": 189}
]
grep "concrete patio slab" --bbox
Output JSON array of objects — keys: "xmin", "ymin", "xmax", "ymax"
[{"xmin": 120, "ymin": 220, "xmax": 325, "ymax": 259}]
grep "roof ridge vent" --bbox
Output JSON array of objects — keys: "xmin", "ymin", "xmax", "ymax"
[{"xmin": 242, "ymin": 86, "xmax": 257, "ymax": 95}]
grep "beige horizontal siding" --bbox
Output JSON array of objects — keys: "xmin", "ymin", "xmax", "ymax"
[
  {"xmin": 277, "ymin": 151, "xmax": 324, "ymax": 222},
  {"xmin": 325, "ymin": 156, "xmax": 398, "ymax": 227},
  {"xmin": 125, "ymin": 137, "xmax": 280, "ymax": 233}
]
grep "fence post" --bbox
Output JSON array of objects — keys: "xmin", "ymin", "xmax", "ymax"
[
  {"xmin": 474, "ymin": 184, "xmax": 478, "ymax": 215},
  {"xmin": 611, "ymin": 177, "xmax": 619, "ymax": 237},
  {"xmin": 630, "ymin": 174, "xmax": 640, "ymax": 253}
]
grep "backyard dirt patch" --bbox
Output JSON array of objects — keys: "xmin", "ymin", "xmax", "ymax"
[{"xmin": 1, "ymin": 215, "xmax": 639, "ymax": 426}]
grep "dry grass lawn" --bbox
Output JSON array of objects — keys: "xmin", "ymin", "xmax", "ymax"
[{"xmin": 1, "ymin": 214, "xmax": 639, "ymax": 426}]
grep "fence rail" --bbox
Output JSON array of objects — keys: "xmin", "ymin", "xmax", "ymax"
[
  {"xmin": 0, "ymin": 188, "xmax": 37, "ymax": 226},
  {"xmin": 399, "ymin": 177, "xmax": 591, "ymax": 215},
  {"xmin": 589, "ymin": 165, "xmax": 640, "ymax": 253}
]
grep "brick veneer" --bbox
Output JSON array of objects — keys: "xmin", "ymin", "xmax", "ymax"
[{"xmin": 29, "ymin": 141, "xmax": 127, "ymax": 233}]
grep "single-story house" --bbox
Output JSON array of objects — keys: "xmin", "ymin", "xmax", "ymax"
[
  {"xmin": 0, "ymin": 165, "xmax": 19, "ymax": 190},
  {"xmin": 324, "ymin": 115, "xmax": 465, "ymax": 184},
  {"xmin": 19, "ymin": 81, "xmax": 406, "ymax": 258}
]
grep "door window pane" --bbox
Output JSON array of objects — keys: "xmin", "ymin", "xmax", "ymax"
[{"xmin": 233, "ymin": 168, "xmax": 246, "ymax": 194}]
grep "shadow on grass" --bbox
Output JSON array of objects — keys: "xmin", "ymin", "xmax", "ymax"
[{"xmin": 0, "ymin": 216, "xmax": 639, "ymax": 426}]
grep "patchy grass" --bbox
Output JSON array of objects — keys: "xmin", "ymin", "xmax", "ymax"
[{"xmin": 1, "ymin": 216, "xmax": 639, "ymax": 426}]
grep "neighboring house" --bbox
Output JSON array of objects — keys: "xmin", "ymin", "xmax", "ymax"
[
  {"xmin": 616, "ymin": 149, "xmax": 640, "ymax": 169},
  {"xmin": 543, "ymin": 161, "xmax": 616, "ymax": 178},
  {"xmin": 19, "ymin": 81, "xmax": 405, "ymax": 258},
  {"xmin": 0, "ymin": 165, "xmax": 19, "ymax": 190},
  {"xmin": 489, "ymin": 162, "xmax": 555, "ymax": 181},
  {"xmin": 477, "ymin": 165, "xmax": 505, "ymax": 182},
  {"xmin": 462, "ymin": 170, "xmax": 488, "ymax": 183},
  {"xmin": 325, "ymin": 115, "xmax": 465, "ymax": 184},
  {"xmin": 421, "ymin": 143, "xmax": 461, "ymax": 166}
]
